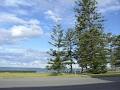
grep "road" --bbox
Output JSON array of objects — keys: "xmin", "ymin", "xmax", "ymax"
[{"xmin": 0, "ymin": 77, "xmax": 120, "ymax": 90}]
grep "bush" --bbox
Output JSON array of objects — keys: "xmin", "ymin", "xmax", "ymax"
[{"xmin": 89, "ymin": 65, "xmax": 107, "ymax": 74}]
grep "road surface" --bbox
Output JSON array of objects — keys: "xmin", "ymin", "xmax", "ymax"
[{"xmin": 0, "ymin": 77, "xmax": 120, "ymax": 90}]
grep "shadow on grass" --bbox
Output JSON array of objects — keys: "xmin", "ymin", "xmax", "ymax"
[
  {"xmin": 89, "ymin": 74, "xmax": 120, "ymax": 78},
  {"xmin": 87, "ymin": 72, "xmax": 120, "ymax": 82},
  {"xmin": 0, "ymin": 82, "xmax": 120, "ymax": 90},
  {"xmin": 93, "ymin": 76, "xmax": 120, "ymax": 83}
]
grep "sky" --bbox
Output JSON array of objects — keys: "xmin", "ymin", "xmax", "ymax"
[{"xmin": 0, "ymin": 0, "xmax": 120, "ymax": 68}]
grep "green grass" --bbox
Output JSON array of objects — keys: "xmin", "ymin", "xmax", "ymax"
[
  {"xmin": 0, "ymin": 72, "xmax": 49, "ymax": 78},
  {"xmin": 86, "ymin": 71, "xmax": 120, "ymax": 78},
  {"xmin": 0, "ymin": 72, "xmax": 81, "ymax": 78},
  {"xmin": 0, "ymin": 71, "xmax": 120, "ymax": 78}
]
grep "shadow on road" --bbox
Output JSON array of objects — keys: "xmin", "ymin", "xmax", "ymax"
[
  {"xmin": 92, "ymin": 77, "xmax": 120, "ymax": 82},
  {"xmin": 0, "ymin": 82, "xmax": 120, "ymax": 90}
]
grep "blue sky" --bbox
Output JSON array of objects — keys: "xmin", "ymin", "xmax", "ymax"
[{"xmin": 0, "ymin": 0, "xmax": 120, "ymax": 68}]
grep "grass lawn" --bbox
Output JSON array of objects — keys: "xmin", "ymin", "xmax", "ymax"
[
  {"xmin": 0, "ymin": 72, "xmax": 81, "ymax": 78},
  {"xmin": 0, "ymin": 71, "xmax": 120, "ymax": 78}
]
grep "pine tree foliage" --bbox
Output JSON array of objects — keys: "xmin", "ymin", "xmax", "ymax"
[
  {"xmin": 75, "ymin": 0, "xmax": 107, "ymax": 73},
  {"xmin": 63, "ymin": 28, "xmax": 75, "ymax": 73},
  {"xmin": 112, "ymin": 35, "xmax": 120, "ymax": 66},
  {"xmin": 47, "ymin": 24, "xmax": 65, "ymax": 73}
]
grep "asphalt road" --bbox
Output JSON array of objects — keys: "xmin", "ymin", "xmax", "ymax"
[
  {"xmin": 0, "ymin": 77, "xmax": 120, "ymax": 90},
  {"xmin": 0, "ymin": 82, "xmax": 120, "ymax": 90}
]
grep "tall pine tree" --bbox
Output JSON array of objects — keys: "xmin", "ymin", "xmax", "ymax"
[
  {"xmin": 75, "ymin": 0, "xmax": 107, "ymax": 73},
  {"xmin": 47, "ymin": 24, "xmax": 65, "ymax": 73}
]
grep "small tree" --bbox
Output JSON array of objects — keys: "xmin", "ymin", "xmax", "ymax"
[
  {"xmin": 47, "ymin": 24, "xmax": 65, "ymax": 73},
  {"xmin": 63, "ymin": 28, "xmax": 75, "ymax": 73},
  {"xmin": 112, "ymin": 35, "xmax": 120, "ymax": 69},
  {"xmin": 105, "ymin": 33, "xmax": 115, "ymax": 70}
]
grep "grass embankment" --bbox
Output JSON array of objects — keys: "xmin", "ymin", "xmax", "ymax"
[{"xmin": 0, "ymin": 71, "xmax": 120, "ymax": 78}]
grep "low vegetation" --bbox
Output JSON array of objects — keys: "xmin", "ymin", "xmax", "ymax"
[
  {"xmin": 0, "ymin": 72, "xmax": 81, "ymax": 78},
  {"xmin": 0, "ymin": 71, "xmax": 120, "ymax": 78}
]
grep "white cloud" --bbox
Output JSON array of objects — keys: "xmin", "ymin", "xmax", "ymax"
[
  {"xmin": 0, "ymin": 24, "xmax": 43, "ymax": 45},
  {"xmin": 0, "ymin": 13, "xmax": 26, "ymax": 24},
  {"xmin": 11, "ymin": 25, "xmax": 43, "ymax": 38},
  {"xmin": 28, "ymin": 19, "xmax": 40, "ymax": 25},
  {"xmin": 98, "ymin": 0, "xmax": 120, "ymax": 13},
  {"xmin": 0, "ymin": 13, "xmax": 42, "ymax": 25},
  {"xmin": 45, "ymin": 10, "xmax": 62, "ymax": 22},
  {"xmin": 0, "ymin": 60, "xmax": 47, "ymax": 68},
  {"xmin": 100, "ymin": 5, "xmax": 120, "ymax": 13},
  {"xmin": 0, "ymin": 29, "xmax": 12, "ymax": 44},
  {"xmin": 3, "ymin": 0, "xmax": 30, "ymax": 7},
  {"xmin": 0, "ymin": 28, "xmax": 43, "ymax": 45},
  {"xmin": 0, "ymin": 12, "xmax": 44, "ymax": 45},
  {"xmin": 0, "ymin": 48, "xmax": 49, "ymax": 68}
]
